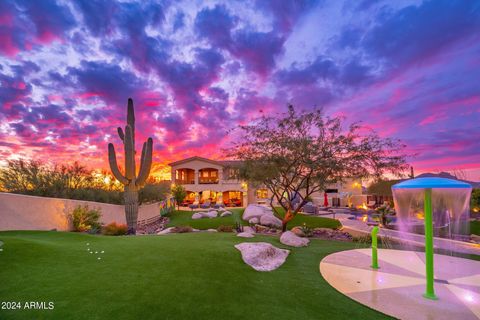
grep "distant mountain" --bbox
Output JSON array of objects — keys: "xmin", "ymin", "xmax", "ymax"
[{"xmin": 416, "ymin": 172, "xmax": 480, "ymax": 188}]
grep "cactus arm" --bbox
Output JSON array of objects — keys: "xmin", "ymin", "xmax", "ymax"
[
  {"xmin": 127, "ymin": 98, "xmax": 135, "ymax": 143},
  {"xmin": 139, "ymin": 141, "xmax": 147, "ymax": 169},
  {"xmin": 136, "ymin": 137, "xmax": 153, "ymax": 186},
  {"xmin": 124, "ymin": 125, "xmax": 135, "ymax": 180},
  {"xmin": 108, "ymin": 143, "xmax": 129, "ymax": 185},
  {"xmin": 117, "ymin": 127, "xmax": 124, "ymax": 142}
]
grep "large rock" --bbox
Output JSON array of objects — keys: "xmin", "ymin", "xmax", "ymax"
[
  {"xmin": 291, "ymin": 226, "xmax": 305, "ymax": 237},
  {"xmin": 192, "ymin": 213, "xmax": 203, "ymax": 220},
  {"xmin": 243, "ymin": 204, "xmax": 273, "ymax": 221},
  {"xmin": 471, "ymin": 234, "xmax": 480, "ymax": 243},
  {"xmin": 235, "ymin": 242, "xmax": 290, "ymax": 271},
  {"xmin": 157, "ymin": 227, "xmax": 174, "ymax": 235},
  {"xmin": 203, "ymin": 210, "xmax": 218, "ymax": 218},
  {"xmin": 243, "ymin": 226, "xmax": 255, "ymax": 234},
  {"xmin": 280, "ymin": 231, "xmax": 310, "ymax": 247},
  {"xmin": 249, "ymin": 217, "xmax": 259, "ymax": 224},
  {"xmin": 260, "ymin": 214, "xmax": 282, "ymax": 228},
  {"xmin": 220, "ymin": 211, "xmax": 232, "ymax": 217},
  {"xmin": 237, "ymin": 232, "xmax": 254, "ymax": 238}
]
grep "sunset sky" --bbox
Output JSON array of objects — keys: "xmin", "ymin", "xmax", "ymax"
[{"xmin": 0, "ymin": 0, "xmax": 479, "ymax": 181}]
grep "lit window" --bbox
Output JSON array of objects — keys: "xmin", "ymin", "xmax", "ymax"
[{"xmin": 256, "ymin": 189, "xmax": 268, "ymax": 199}]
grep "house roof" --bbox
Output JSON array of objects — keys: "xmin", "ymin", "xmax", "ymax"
[{"xmin": 168, "ymin": 156, "xmax": 243, "ymax": 168}]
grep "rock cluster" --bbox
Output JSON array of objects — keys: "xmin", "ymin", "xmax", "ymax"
[
  {"xmin": 191, "ymin": 210, "xmax": 233, "ymax": 220},
  {"xmin": 243, "ymin": 204, "xmax": 283, "ymax": 229},
  {"xmin": 136, "ymin": 216, "xmax": 169, "ymax": 235}
]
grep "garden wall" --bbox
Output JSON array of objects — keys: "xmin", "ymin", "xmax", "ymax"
[{"xmin": 0, "ymin": 192, "xmax": 161, "ymax": 231}]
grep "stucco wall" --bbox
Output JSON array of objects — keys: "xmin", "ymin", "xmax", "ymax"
[{"xmin": 0, "ymin": 192, "xmax": 161, "ymax": 231}]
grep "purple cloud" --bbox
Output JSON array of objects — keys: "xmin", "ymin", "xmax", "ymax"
[{"xmin": 0, "ymin": 0, "xmax": 479, "ymax": 180}]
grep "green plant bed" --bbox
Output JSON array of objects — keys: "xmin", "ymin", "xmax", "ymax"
[{"xmin": 0, "ymin": 231, "xmax": 391, "ymax": 320}]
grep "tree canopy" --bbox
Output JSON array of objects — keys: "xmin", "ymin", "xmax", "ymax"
[{"xmin": 226, "ymin": 105, "xmax": 409, "ymax": 230}]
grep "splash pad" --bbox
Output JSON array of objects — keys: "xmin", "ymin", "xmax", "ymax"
[
  {"xmin": 392, "ymin": 177, "xmax": 472, "ymax": 299},
  {"xmin": 320, "ymin": 178, "xmax": 478, "ymax": 319},
  {"xmin": 320, "ymin": 249, "xmax": 480, "ymax": 320}
]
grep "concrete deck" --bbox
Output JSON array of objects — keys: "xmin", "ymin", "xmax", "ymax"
[{"xmin": 320, "ymin": 248, "xmax": 480, "ymax": 320}]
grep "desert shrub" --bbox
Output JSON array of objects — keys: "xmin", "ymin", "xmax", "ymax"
[
  {"xmin": 352, "ymin": 234, "xmax": 372, "ymax": 244},
  {"xmin": 139, "ymin": 182, "xmax": 170, "ymax": 204},
  {"xmin": 217, "ymin": 225, "xmax": 233, "ymax": 232},
  {"xmin": 299, "ymin": 223, "xmax": 313, "ymax": 237},
  {"xmin": 172, "ymin": 225, "xmax": 193, "ymax": 233},
  {"xmin": 70, "ymin": 205, "xmax": 102, "ymax": 232},
  {"xmin": 471, "ymin": 189, "xmax": 480, "ymax": 213},
  {"xmin": 102, "ymin": 222, "xmax": 128, "ymax": 236}
]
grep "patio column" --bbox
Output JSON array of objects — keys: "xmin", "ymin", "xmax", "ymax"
[
  {"xmin": 194, "ymin": 169, "xmax": 199, "ymax": 184},
  {"xmin": 218, "ymin": 169, "xmax": 223, "ymax": 184},
  {"xmin": 171, "ymin": 169, "xmax": 176, "ymax": 184}
]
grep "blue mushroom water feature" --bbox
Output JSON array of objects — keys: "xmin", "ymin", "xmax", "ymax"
[{"xmin": 392, "ymin": 177, "xmax": 472, "ymax": 300}]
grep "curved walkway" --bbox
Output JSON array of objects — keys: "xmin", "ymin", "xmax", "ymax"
[{"xmin": 320, "ymin": 248, "xmax": 480, "ymax": 320}]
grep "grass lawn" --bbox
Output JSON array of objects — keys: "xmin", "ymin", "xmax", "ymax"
[
  {"xmin": 0, "ymin": 231, "xmax": 391, "ymax": 320},
  {"xmin": 471, "ymin": 220, "xmax": 480, "ymax": 235},
  {"xmin": 167, "ymin": 208, "xmax": 247, "ymax": 229},
  {"xmin": 167, "ymin": 207, "xmax": 341, "ymax": 230},
  {"xmin": 273, "ymin": 207, "xmax": 342, "ymax": 229}
]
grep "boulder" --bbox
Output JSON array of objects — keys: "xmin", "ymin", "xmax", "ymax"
[
  {"xmin": 471, "ymin": 234, "xmax": 480, "ymax": 243},
  {"xmin": 157, "ymin": 227, "xmax": 174, "ymax": 235},
  {"xmin": 260, "ymin": 214, "xmax": 282, "ymax": 228},
  {"xmin": 220, "ymin": 211, "xmax": 232, "ymax": 217},
  {"xmin": 249, "ymin": 217, "xmax": 259, "ymax": 224},
  {"xmin": 192, "ymin": 212, "xmax": 203, "ymax": 220},
  {"xmin": 243, "ymin": 204, "xmax": 273, "ymax": 221},
  {"xmin": 237, "ymin": 232, "xmax": 254, "ymax": 238},
  {"xmin": 203, "ymin": 210, "xmax": 218, "ymax": 218},
  {"xmin": 235, "ymin": 242, "xmax": 290, "ymax": 271},
  {"xmin": 255, "ymin": 225, "xmax": 269, "ymax": 233},
  {"xmin": 280, "ymin": 231, "xmax": 310, "ymax": 247},
  {"xmin": 242, "ymin": 226, "xmax": 255, "ymax": 234},
  {"xmin": 291, "ymin": 226, "xmax": 305, "ymax": 237}
]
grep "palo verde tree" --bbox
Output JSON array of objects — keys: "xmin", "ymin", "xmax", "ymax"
[
  {"xmin": 108, "ymin": 98, "xmax": 153, "ymax": 234},
  {"xmin": 227, "ymin": 105, "xmax": 409, "ymax": 231}
]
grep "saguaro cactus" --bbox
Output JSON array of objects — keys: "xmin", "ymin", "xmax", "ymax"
[{"xmin": 108, "ymin": 98, "xmax": 153, "ymax": 234}]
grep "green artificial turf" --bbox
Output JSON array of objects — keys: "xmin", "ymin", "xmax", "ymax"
[
  {"xmin": 273, "ymin": 207, "xmax": 342, "ymax": 229},
  {"xmin": 471, "ymin": 220, "xmax": 480, "ymax": 236},
  {"xmin": 0, "ymin": 231, "xmax": 392, "ymax": 320},
  {"xmin": 167, "ymin": 207, "xmax": 341, "ymax": 230},
  {"xmin": 167, "ymin": 208, "xmax": 248, "ymax": 229}
]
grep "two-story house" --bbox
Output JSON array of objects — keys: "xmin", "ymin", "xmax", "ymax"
[
  {"xmin": 169, "ymin": 156, "xmax": 252, "ymax": 207},
  {"xmin": 169, "ymin": 156, "xmax": 365, "ymax": 208}
]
